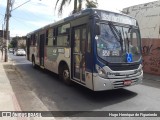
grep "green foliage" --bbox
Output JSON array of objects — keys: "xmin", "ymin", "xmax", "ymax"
[
  {"xmin": 8, "ymin": 43, "xmax": 13, "ymax": 48},
  {"xmin": 86, "ymin": 0, "xmax": 98, "ymax": 8},
  {"xmin": 10, "ymin": 36, "xmax": 26, "ymax": 48},
  {"xmin": 12, "ymin": 36, "xmax": 26, "ymax": 41},
  {"xmin": 10, "ymin": 38, "xmax": 17, "ymax": 48},
  {"xmin": 55, "ymin": 0, "xmax": 98, "ymax": 15}
]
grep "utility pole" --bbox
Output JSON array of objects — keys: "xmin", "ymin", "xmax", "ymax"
[{"xmin": 4, "ymin": 0, "xmax": 11, "ymax": 62}]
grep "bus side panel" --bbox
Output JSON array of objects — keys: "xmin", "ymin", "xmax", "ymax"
[
  {"xmin": 35, "ymin": 46, "xmax": 40, "ymax": 66},
  {"xmin": 56, "ymin": 48, "xmax": 71, "ymax": 74},
  {"xmin": 29, "ymin": 46, "xmax": 38, "ymax": 63},
  {"xmin": 44, "ymin": 46, "xmax": 57, "ymax": 73},
  {"xmin": 44, "ymin": 47, "xmax": 71, "ymax": 74}
]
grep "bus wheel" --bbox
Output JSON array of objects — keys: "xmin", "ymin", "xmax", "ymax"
[{"xmin": 60, "ymin": 65, "xmax": 72, "ymax": 85}]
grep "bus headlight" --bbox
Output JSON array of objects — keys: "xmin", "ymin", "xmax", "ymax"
[{"xmin": 95, "ymin": 64, "xmax": 108, "ymax": 79}]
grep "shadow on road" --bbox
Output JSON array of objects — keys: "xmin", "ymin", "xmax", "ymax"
[{"xmin": 3, "ymin": 63, "xmax": 138, "ymax": 112}]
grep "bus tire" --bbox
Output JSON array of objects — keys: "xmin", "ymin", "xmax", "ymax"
[
  {"xmin": 60, "ymin": 65, "xmax": 72, "ymax": 85},
  {"xmin": 32, "ymin": 56, "xmax": 37, "ymax": 68}
]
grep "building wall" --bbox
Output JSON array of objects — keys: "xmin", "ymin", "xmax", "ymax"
[
  {"xmin": 123, "ymin": 1, "xmax": 160, "ymax": 75},
  {"xmin": 17, "ymin": 39, "xmax": 26, "ymax": 47},
  {"xmin": 142, "ymin": 38, "xmax": 160, "ymax": 75}
]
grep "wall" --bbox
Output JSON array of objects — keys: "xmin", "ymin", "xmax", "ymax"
[
  {"xmin": 142, "ymin": 38, "xmax": 160, "ymax": 75},
  {"xmin": 18, "ymin": 39, "xmax": 26, "ymax": 47},
  {"xmin": 123, "ymin": 1, "xmax": 160, "ymax": 75}
]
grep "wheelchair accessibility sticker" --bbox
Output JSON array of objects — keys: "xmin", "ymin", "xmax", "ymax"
[{"xmin": 126, "ymin": 53, "xmax": 132, "ymax": 63}]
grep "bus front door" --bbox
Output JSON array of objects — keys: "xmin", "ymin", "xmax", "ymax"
[
  {"xmin": 39, "ymin": 34, "xmax": 45, "ymax": 67},
  {"xmin": 72, "ymin": 26, "xmax": 86, "ymax": 83}
]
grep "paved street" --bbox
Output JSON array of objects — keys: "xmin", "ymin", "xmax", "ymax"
[{"xmin": 1, "ymin": 53, "xmax": 160, "ymax": 120}]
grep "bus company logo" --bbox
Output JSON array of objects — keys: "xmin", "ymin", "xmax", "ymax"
[
  {"xmin": 107, "ymin": 72, "xmax": 120, "ymax": 76},
  {"xmin": 53, "ymin": 49, "xmax": 57, "ymax": 56},
  {"xmin": 2, "ymin": 112, "xmax": 11, "ymax": 117},
  {"xmin": 53, "ymin": 49, "xmax": 57, "ymax": 53}
]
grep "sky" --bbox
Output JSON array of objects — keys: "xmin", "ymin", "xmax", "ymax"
[{"xmin": 0, "ymin": 0, "xmax": 158, "ymax": 37}]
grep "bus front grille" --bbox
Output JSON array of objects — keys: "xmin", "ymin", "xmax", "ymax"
[
  {"xmin": 113, "ymin": 79, "xmax": 138, "ymax": 89},
  {"xmin": 109, "ymin": 64, "xmax": 139, "ymax": 71}
]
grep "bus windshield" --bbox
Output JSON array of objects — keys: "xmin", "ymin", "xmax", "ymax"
[{"xmin": 96, "ymin": 22, "xmax": 141, "ymax": 63}]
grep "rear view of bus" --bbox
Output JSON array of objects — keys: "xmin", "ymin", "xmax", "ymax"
[{"xmin": 93, "ymin": 10, "xmax": 143, "ymax": 91}]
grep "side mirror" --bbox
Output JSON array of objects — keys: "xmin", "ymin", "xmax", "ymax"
[{"xmin": 95, "ymin": 23, "xmax": 100, "ymax": 35}]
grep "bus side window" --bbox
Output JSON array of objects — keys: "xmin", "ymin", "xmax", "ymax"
[
  {"xmin": 30, "ymin": 35, "xmax": 33, "ymax": 45},
  {"xmin": 74, "ymin": 29, "xmax": 80, "ymax": 53},
  {"xmin": 87, "ymin": 30, "xmax": 91, "ymax": 53},
  {"xmin": 82, "ymin": 28, "xmax": 86, "ymax": 54},
  {"xmin": 47, "ymin": 28, "xmax": 54, "ymax": 46},
  {"xmin": 57, "ymin": 35, "xmax": 68, "ymax": 47},
  {"xmin": 57, "ymin": 24, "xmax": 69, "ymax": 47},
  {"xmin": 27, "ymin": 37, "xmax": 31, "ymax": 46},
  {"xmin": 32, "ymin": 34, "xmax": 36, "ymax": 46},
  {"xmin": 53, "ymin": 28, "xmax": 57, "ymax": 46},
  {"xmin": 46, "ymin": 30, "xmax": 48, "ymax": 45}
]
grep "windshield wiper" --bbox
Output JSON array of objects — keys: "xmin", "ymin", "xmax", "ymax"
[
  {"xmin": 125, "ymin": 31, "xmax": 130, "ymax": 53},
  {"xmin": 108, "ymin": 22, "xmax": 123, "ymax": 53},
  {"xmin": 126, "ymin": 26, "xmax": 134, "ymax": 53}
]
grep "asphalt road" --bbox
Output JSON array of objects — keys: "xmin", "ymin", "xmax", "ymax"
[{"xmin": 5, "ymin": 53, "xmax": 160, "ymax": 119}]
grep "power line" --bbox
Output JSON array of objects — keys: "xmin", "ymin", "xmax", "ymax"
[
  {"xmin": 11, "ymin": 16, "xmax": 34, "ymax": 29},
  {"xmin": 11, "ymin": 0, "xmax": 30, "ymax": 11}
]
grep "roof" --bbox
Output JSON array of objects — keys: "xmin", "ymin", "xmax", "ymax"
[{"xmin": 27, "ymin": 8, "xmax": 136, "ymax": 35}]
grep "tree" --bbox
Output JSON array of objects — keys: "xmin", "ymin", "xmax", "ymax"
[
  {"xmin": 0, "ymin": 38, "xmax": 5, "ymax": 60},
  {"xmin": 8, "ymin": 43, "xmax": 13, "ymax": 49},
  {"xmin": 55, "ymin": 0, "xmax": 98, "ymax": 15},
  {"xmin": 10, "ymin": 36, "xmax": 26, "ymax": 49},
  {"xmin": 10, "ymin": 37, "xmax": 18, "ymax": 48},
  {"xmin": 85, "ymin": 0, "xmax": 97, "ymax": 8}
]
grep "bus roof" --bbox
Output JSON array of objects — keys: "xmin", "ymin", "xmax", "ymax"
[{"xmin": 27, "ymin": 8, "xmax": 137, "ymax": 36}]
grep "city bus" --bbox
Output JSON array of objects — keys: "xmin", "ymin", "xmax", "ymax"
[{"xmin": 26, "ymin": 8, "xmax": 143, "ymax": 91}]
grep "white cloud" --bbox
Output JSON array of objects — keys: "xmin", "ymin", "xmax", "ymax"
[{"xmin": 13, "ymin": 0, "xmax": 55, "ymax": 16}]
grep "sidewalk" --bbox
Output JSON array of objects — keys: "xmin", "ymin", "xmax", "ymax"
[
  {"xmin": 0, "ymin": 55, "xmax": 61, "ymax": 120},
  {"xmin": 0, "ymin": 52, "xmax": 21, "ymax": 109},
  {"xmin": 0, "ymin": 59, "xmax": 22, "ymax": 120}
]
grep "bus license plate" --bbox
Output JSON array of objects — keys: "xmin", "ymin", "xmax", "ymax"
[{"xmin": 124, "ymin": 80, "xmax": 132, "ymax": 86}]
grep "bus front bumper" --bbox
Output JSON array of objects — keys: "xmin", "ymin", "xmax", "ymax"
[{"xmin": 93, "ymin": 72, "xmax": 143, "ymax": 91}]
